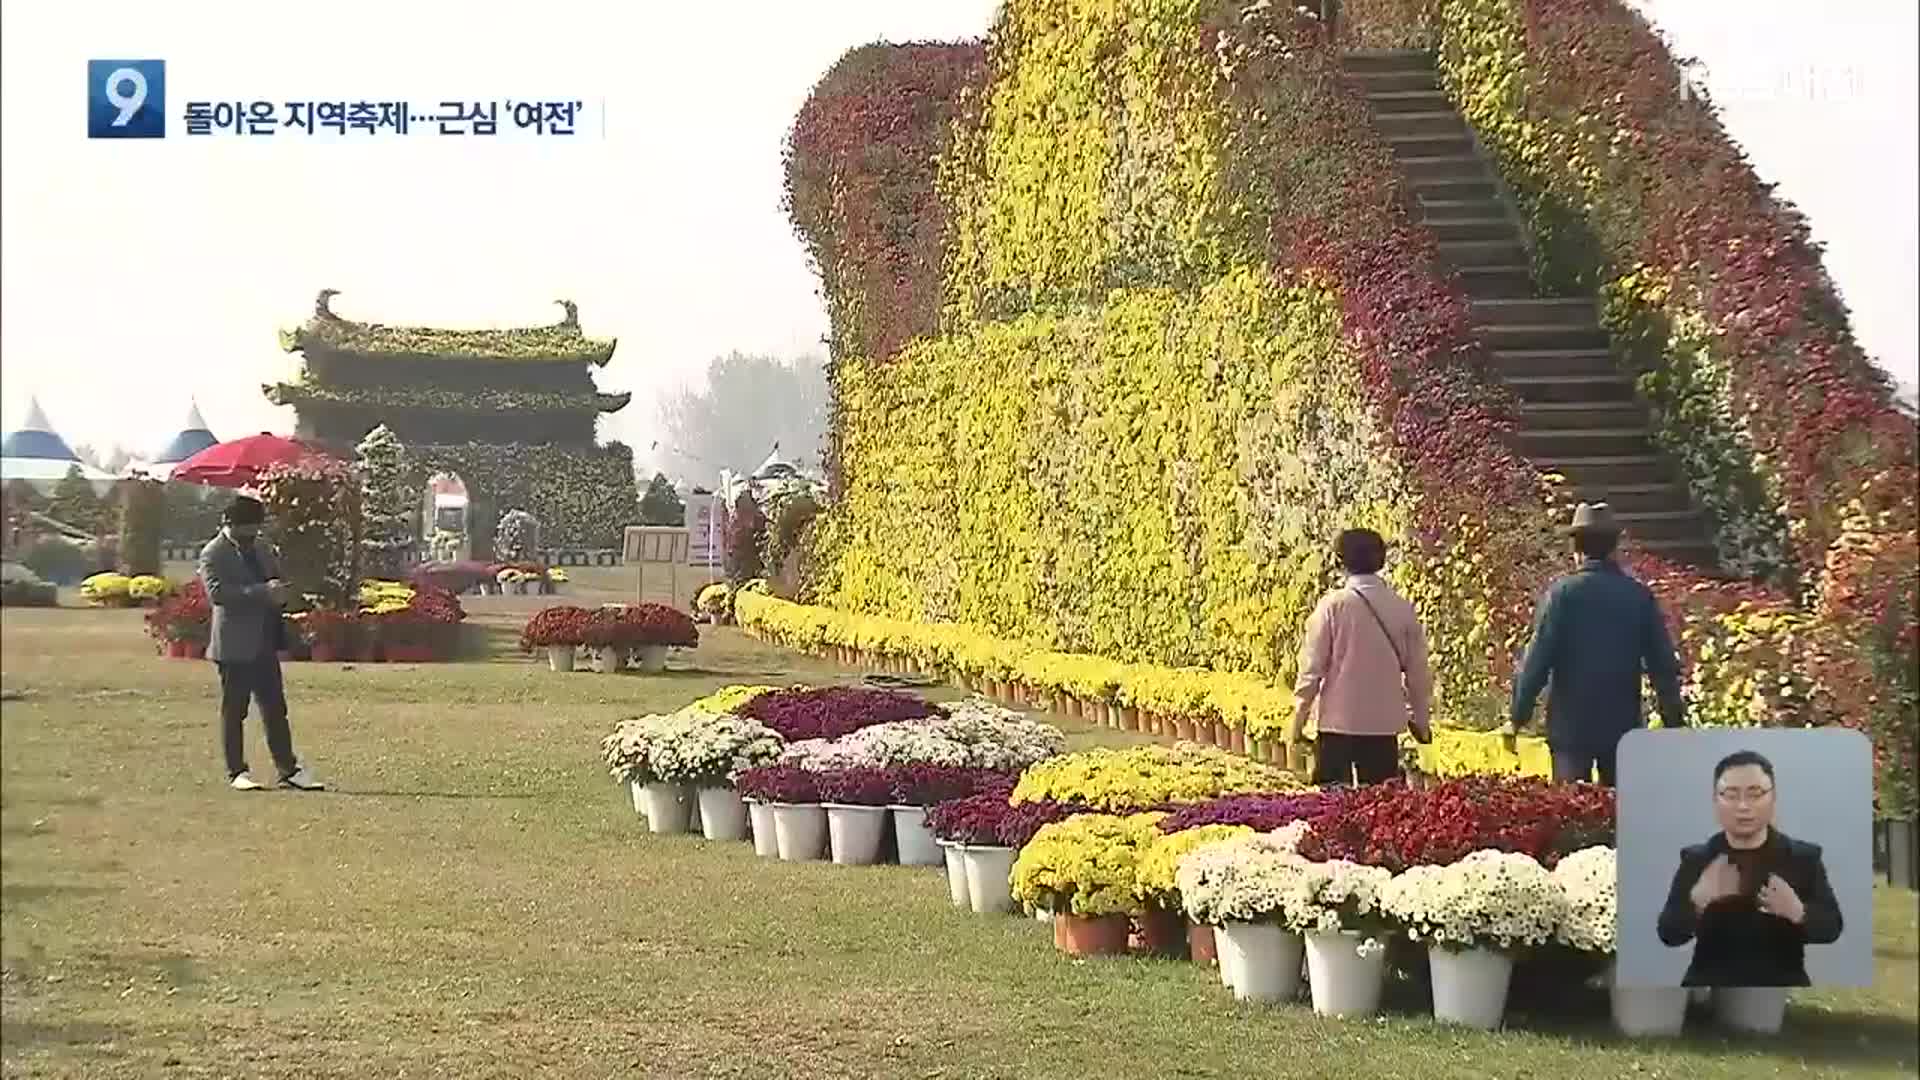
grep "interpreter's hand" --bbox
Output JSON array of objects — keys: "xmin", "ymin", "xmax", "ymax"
[
  {"xmin": 1758, "ymin": 874, "xmax": 1806, "ymax": 925},
  {"xmin": 265, "ymin": 579, "xmax": 290, "ymax": 606},
  {"xmin": 1689, "ymin": 854, "xmax": 1740, "ymax": 912}
]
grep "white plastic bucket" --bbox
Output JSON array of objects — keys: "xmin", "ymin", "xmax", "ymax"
[
  {"xmin": 747, "ymin": 799, "xmax": 779, "ymax": 858},
  {"xmin": 697, "ymin": 787, "xmax": 749, "ymax": 842},
  {"xmin": 547, "ymin": 646, "xmax": 575, "ymax": 672},
  {"xmin": 823, "ymin": 804, "xmax": 887, "ymax": 866},
  {"xmin": 890, "ymin": 805, "xmax": 943, "ymax": 867},
  {"xmin": 641, "ymin": 783, "xmax": 692, "ymax": 835},
  {"xmin": 1713, "ymin": 987, "xmax": 1789, "ymax": 1034},
  {"xmin": 771, "ymin": 803, "xmax": 827, "ymax": 861},
  {"xmin": 1216, "ymin": 922, "xmax": 1303, "ymax": 1003},
  {"xmin": 960, "ymin": 844, "xmax": 1018, "ymax": 915},
  {"xmin": 1429, "ymin": 946, "xmax": 1514, "ymax": 1030},
  {"xmin": 1303, "ymin": 930, "xmax": 1386, "ymax": 1017},
  {"xmin": 940, "ymin": 841, "xmax": 968, "ymax": 906}
]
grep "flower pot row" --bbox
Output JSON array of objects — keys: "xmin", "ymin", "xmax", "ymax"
[
  {"xmin": 627, "ymin": 780, "xmax": 950, "ymax": 870},
  {"xmin": 546, "ymin": 644, "xmax": 672, "ymax": 674}
]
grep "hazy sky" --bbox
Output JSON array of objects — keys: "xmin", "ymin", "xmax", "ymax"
[{"xmin": 2, "ymin": 1, "xmax": 1913, "ymax": 468}]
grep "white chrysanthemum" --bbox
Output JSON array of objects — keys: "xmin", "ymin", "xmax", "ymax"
[
  {"xmin": 1551, "ymin": 846, "xmax": 1617, "ymax": 954},
  {"xmin": 1379, "ymin": 849, "xmax": 1567, "ymax": 952}
]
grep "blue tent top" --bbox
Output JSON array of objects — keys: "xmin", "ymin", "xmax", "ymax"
[
  {"xmin": 153, "ymin": 401, "xmax": 218, "ymax": 464},
  {"xmin": 0, "ymin": 398, "xmax": 79, "ymax": 461}
]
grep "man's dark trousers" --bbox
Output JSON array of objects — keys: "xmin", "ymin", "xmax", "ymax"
[
  {"xmin": 1551, "ymin": 742, "xmax": 1619, "ymax": 787},
  {"xmin": 218, "ymin": 656, "xmax": 297, "ymax": 780}
]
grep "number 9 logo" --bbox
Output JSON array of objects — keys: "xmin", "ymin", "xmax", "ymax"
[{"xmin": 103, "ymin": 66, "xmax": 149, "ymax": 126}]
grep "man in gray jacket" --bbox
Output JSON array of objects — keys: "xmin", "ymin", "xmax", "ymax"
[{"xmin": 200, "ymin": 496, "xmax": 324, "ymax": 792}]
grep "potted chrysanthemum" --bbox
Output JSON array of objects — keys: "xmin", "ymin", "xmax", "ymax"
[
  {"xmin": 662, "ymin": 712, "xmax": 784, "ymax": 843},
  {"xmin": 816, "ymin": 767, "xmax": 895, "ymax": 866},
  {"xmin": 735, "ymin": 764, "xmax": 825, "ymax": 862},
  {"xmin": 519, "ymin": 605, "xmax": 592, "ymax": 672},
  {"xmin": 1012, "ymin": 813, "xmax": 1166, "ymax": 956},
  {"xmin": 887, "ymin": 764, "xmax": 1017, "ymax": 868},
  {"xmin": 1551, "ymin": 846, "xmax": 1681, "ymax": 1036},
  {"xmin": 1277, "ymin": 859, "xmax": 1397, "ymax": 1018},
  {"xmin": 600, "ymin": 715, "xmax": 675, "ymax": 828},
  {"xmin": 928, "ymin": 793, "xmax": 1019, "ymax": 914},
  {"xmin": 1379, "ymin": 849, "xmax": 1567, "ymax": 1030},
  {"xmin": 1135, "ymin": 824, "xmax": 1256, "ymax": 961},
  {"xmin": 1175, "ymin": 832, "xmax": 1316, "ymax": 1003}
]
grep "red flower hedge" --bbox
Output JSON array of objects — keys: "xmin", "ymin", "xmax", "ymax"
[{"xmin": 1298, "ymin": 776, "xmax": 1615, "ymax": 872}]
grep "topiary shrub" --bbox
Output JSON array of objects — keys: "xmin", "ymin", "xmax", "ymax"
[
  {"xmin": 495, "ymin": 509, "xmax": 542, "ymax": 564},
  {"xmin": 21, "ymin": 537, "xmax": 90, "ymax": 585},
  {"xmin": 118, "ymin": 477, "xmax": 165, "ymax": 576}
]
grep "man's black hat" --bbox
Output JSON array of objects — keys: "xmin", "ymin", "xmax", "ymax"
[{"xmin": 222, "ymin": 495, "xmax": 267, "ymax": 525}]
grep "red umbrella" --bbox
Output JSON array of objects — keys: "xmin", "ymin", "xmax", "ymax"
[{"xmin": 169, "ymin": 432, "xmax": 335, "ymax": 489}]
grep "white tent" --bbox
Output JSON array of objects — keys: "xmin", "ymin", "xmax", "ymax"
[
  {"xmin": 129, "ymin": 399, "xmax": 220, "ymax": 480},
  {"xmin": 1, "ymin": 397, "xmax": 115, "ymax": 494}
]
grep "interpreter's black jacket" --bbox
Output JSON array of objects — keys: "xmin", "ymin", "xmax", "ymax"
[{"xmin": 1656, "ymin": 828, "xmax": 1842, "ymax": 987}]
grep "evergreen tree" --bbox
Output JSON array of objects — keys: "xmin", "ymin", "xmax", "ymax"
[
  {"xmin": 163, "ymin": 482, "xmax": 223, "ymax": 546},
  {"xmin": 356, "ymin": 425, "xmax": 414, "ymax": 579},
  {"xmin": 639, "ymin": 472, "xmax": 686, "ymax": 526},
  {"xmin": 48, "ymin": 465, "xmax": 104, "ymax": 534}
]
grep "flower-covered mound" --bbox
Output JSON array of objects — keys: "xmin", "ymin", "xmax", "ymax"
[
  {"xmin": 1011, "ymin": 744, "xmax": 1298, "ymax": 811},
  {"xmin": 689, "ymin": 684, "xmax": 780, "ymax": 715},
  {"xmin": 1378, "ymin": 850, "xmax": 1567, "ymax": 953},
  {"xmin": 1011, "ymin": 813, "xmax": 1167, "ymax": 917}
]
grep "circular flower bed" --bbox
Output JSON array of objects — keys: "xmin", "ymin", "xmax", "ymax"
[{"xmin": 738, "ymin": 686, "xmax": 940, "ymax": 741}]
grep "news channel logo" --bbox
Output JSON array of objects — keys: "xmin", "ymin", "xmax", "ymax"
[{"xmin": 88, "ymin": 60, "xmax": 166, "ymax": 138}]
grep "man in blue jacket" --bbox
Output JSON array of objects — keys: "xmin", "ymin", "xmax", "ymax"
[{"xmin": 1507, "ymin": 502, "xmax": 1684, "ymax": 785}]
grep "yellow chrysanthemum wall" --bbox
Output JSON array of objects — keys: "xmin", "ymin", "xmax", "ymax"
[{"xmin": 814, "ymin": 270, "xmax": 1412, "ymax": 687}]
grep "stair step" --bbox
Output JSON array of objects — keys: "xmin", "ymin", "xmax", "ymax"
[
  {"xmin": 1440, "ymin": 238, "xmax": 1531, "ymax": 267},
  {"xmin": 1419, "ymin": 198, "xmax": 1508, "ymax": 222},
  {"xmin": 1403, "ymin": 154, "xmax": 1490, "ymax": 182},
  {"xmin": 1565, "ymin": 482, "xmax": 1694, "ymax": 514},
  {"xmin": 1367, "ymin": 89, "xmax": 1452, "ymax": 114},
  {"xmin": 1341, "ymin": 50, "xmax": 1437, "ymax": 75},
  {"xmin": 1612, "ymin": 509, "xmax": 1710, "ymax": 541},
  {"xmin": 1535, "ymin": 455, "xmax": 1672, "ymax": 486},
  {"xmin": 1506, "ymin": 373, "xmax": 1637, "ymax": 403},
  {"xmin": 1635, "ymin": 537, "xmax": 1721, "ymax": 567},
  {"xmin": 1374, "ymin": 110, "xmax": 1468, "ymax": 138},
  {"xmin": 1481, "ymin": 323, "xmax": 1610, "ymax": 350},
  {"xmin": 1454, "ymin": 265, "xmax": 1536, "ymax": 299},
  {"xmin": 1429, "ymin": 218, "xmax": 1513, "ymax": 242},
  {"xmin": 1347, "ymin": 69, "xmax": 1439, "ymax": 93},
  {"xmin": 1413, "ymin": 177, "xmax": 1499, "ymax": 201},
  {"xmin": 1388, "ymin": 133, "xmax": 1476, "ymax": 158},
  {"xmin": 1470, "ymin": 297, "xmax": 1597, "ymax": 326},
  {"xmin": 1520, "ymin": 401, "xmax": 1648, "ymax": 429},
  {"xmin": 1519, "ymin": 427, "xmax": 1656, "ymax": 457},
  {"xmin": 1492, "ymin": 349, "xmax": 1616, "ymax": 377}
]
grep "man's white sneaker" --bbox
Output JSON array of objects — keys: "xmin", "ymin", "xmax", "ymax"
[
  {"xmin": 279, "ymin": 768, "xmax": 326, "ymax": 792},
  {"xmin": 230, "ymin": 773, "xmax": 266, "ymax": 791}
]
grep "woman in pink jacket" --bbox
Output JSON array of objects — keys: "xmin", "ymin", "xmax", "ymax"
[{"xmin": 1286, "ymin": 529, "xmax": 1434, "ymax": 785}]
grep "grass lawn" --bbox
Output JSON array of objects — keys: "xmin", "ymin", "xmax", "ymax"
[{"xmin": 2, "ymin": 604, "xmax": 1915, "ymax": 1079}]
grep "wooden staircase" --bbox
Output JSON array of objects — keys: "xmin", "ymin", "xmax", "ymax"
[{"xmin": 1343, "ymin": 49, "xmax": 1719, "ymax": 569}]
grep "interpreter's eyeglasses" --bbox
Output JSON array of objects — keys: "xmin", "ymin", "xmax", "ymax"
[{"xmin": 1715, "ymin": 786, "xmax": 1774, "ymax": 806}]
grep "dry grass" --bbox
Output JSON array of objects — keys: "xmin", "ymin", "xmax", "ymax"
[{"xmin": 2, "ymin": 605, "xmax": 1915, "ymax": 1079}]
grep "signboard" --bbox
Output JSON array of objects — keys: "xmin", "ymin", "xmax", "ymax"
[{"xmin": 623, "ymin": 526, "xmax": 691, "ymax": 607}]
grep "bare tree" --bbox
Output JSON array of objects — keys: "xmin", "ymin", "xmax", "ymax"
[{"xmin": 655, "ymin": 352, "xmax": 829, "ymax": 482}]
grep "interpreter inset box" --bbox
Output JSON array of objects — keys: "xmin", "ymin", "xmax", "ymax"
[{"xmin": 1615, "ymin": 728, "xmax": 1873, "ymax": 989}]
